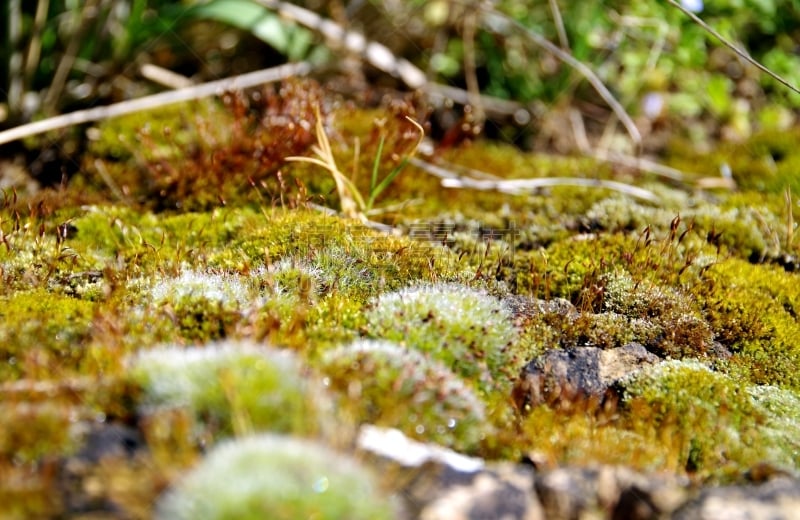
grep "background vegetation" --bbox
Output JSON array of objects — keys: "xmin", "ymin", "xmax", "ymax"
[{"xmin": 3, "ymin": 0, "xmax": 800, "ymax": 155}]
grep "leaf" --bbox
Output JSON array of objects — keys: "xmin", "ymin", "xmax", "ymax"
[{"xmin": 190, "ymin": 0, "xmax": 311, "ymax": 57}]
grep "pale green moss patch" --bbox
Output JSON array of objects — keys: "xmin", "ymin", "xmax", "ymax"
[
  {"xmin": 0, "ymin": 290, "xmax": 96, "ymax": 379},
  {"xmin": 747, "ymin": 385, "xmax": 800, "ymax": 469},
  {"xmin": 319, "ymin": 340, "xmax": 487, "ymax": 452},
  {"xmin": 366, "ymin": 283, "xmax": 519, "ymax": 395},
  {"xmin": 156, "ymin": 433, "xmax": 397, "ymax": 520},
  {"xmin": 130, "ymin": 341, "xmax": 329, "ymax": 438},
  {"xmin": 691, "ymin": 258, "xmax": 800, "ymax": 389}
]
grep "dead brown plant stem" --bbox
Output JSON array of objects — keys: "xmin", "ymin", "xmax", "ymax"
[
  {"xmin": 548, "ymin": 0, "xmax": 569, "ymax": 49},
  {"xmin": 0, "ymin": 62, "xmax": 313, "ymax": 146},
  {"xmin": 7, "ymin": 0, "xmax": 23, "ymax": 115},
  {"xmin": 23, "ymin": 0, "xmax": 51, "ymax": 96},
  {"xmin": 462, "ymin": 10, "xmax": 484, "ymax": 124},
  {"xmin": 43, "ymin": 0, "xmax": 101, "ymax": 115},
  {"xmin": 666, "ymin": 0, "xmax": 800, "ymax": 96},
  {"xmin": 485, "ymin": 8, "xmax": 642, "ymax": 149},
  {"xmin": 785, "ymin": 187, "xmax": 794, "ymax": 250}
]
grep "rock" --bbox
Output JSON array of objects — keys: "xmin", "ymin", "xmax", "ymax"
[
  {"xmin": 59, "ymin": 422, "xmax": 144, "ymax": 517},
  {"xmin": 673, "ymin": 477, "xmax": 800, "ymax": 520},
  {"xmin": 419, "ymin": 463, "xmax": 543, "ymax": 520},
  {"xmin": 357, "ymin": 425, "xmax": 543, "ymax": 519},
  {"xmin": 534, "ymin": 465, "xmax": 688, "ymax": 520},
  {"xmin": 514, "ymin": 343, "xmax": 659, "ymax": 410}
]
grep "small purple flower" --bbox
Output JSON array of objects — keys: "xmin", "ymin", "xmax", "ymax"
[
  {"xmin": 642, "ymin": 92, "xmax": 665, "ymax": 119},
  {"xmin": 681, "ymin": 0, "xmax": 704, "ymax": 13}
]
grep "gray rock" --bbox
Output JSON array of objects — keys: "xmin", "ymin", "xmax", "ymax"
[
  {"xmin": 357, "ymin": 425, "xmax": 543, "ymax": 520},
  {"xmin": 357, "ymin": 425, "xmax": 800, "ymax": 520},
  {"xmin": 673, "ymin": 477, "xmax": 800, "ymax": 520},
  {"xmin": 419, "ymin": 463, "xmax": 543, "ymax": 520},
  {"xmin": 514, "ymin": 343, "xmax": 659, "ymax": 410},
  {"xmin": 535, "ymin": 465, "xmax": 687, "ymax": 520}
]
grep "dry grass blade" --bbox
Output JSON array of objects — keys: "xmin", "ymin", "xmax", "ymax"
[
  {"xmin": 285, "ymin": 106, "xmax": 365, "ymax": 220},
  {"xmin": 439, "ymin": 173, "xmax": 659, "ymax": 203}
]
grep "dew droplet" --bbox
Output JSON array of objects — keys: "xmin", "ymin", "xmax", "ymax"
[{"xmin": 313, "ymin": 476, "xmax": 329, "ymax": 493}]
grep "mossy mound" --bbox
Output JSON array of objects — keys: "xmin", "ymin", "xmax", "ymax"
[
  {"xmin": 319, "ymin": 340, "xmax": 487, "ymax": 451},
  {"xmin": 690, "ymin": 258, "xmax": 800, "ymax": 389},
  {"xmin": 620, "ymin": 360, "xmax": 799, "ymax": 479},
  {"xmin": 366, "ymin": 283, "xmax": 519, "ymax": 395},
  {"xmin": 156, "ymin": 433, "xmax": 397, "ymax": 520},
  {"xmin": 129, "ymin": 341, "xmax": 331, "ymax": 438},
  {"xmin": 0, "ymin": 290, "xmax": 96, "ymax": 380}
]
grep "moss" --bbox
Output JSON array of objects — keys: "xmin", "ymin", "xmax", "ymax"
[
  {"xmin": 0, "ymin": 402, "xmax": 76, "ymax": 462},
  {"xmin": 129, "ymin": 341, "xmax": 331, "ymax": 439},
  {"xmin": 85, "ymin": 81, "xmax": 323, "ymax": 211},
  {"xmin": 620, "ymin": 360, "xmax": 769, "ymax": 479},
  {"xmin": 690, "ymin": 258, "xmax": 800, "ymax": 388},
  {"xmin": 87, "ymin": 100, "xmax": 223, "ymax": 161},
  {"xmin": 156, "ymin": 434, "xmax": 397, "ymax": 520},
  {"xmin": 146, "ymin": 269, "xmax": 255, "ymax": 342},
  {"xmin": 366, "ymin": 283, "xmax": 519, "ymax": 395},
  {"xmin": 747, "ymin": 385, "xmax": 800, "ymax": 470},
  {"xmin": 516, "ymin": 233, "xmax": 639, "ymax": 303},
  {"xmin": 601, "ymin": 270, "xmax": 714, "ymax": 358},
  {"xmin": 517, "ymin": 404, "xmax": 672, "ymax": 472},
  {"xmin": 9, "ymin": 85, "xmax": 800, "ymax": 512},
  {"xmin": 319, "ymin": 340, "xmax": 487, "ymax": 452},
  {"xmin": 0, "ymin": 290, "xmax": 96, "ymax": 379}
]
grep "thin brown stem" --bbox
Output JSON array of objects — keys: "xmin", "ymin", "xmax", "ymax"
[
  {"xmin": 666, "ymin": 0, "xmax": 800, "ymax": 96},
  {"xmin": 0, "ymin": 62, "xmax": 313, "ymax": 146}
]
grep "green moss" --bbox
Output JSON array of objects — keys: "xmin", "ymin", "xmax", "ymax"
[
  {"xmin": 516, "ymin": 404, "xmax": 672, "ymax": 472},
  {"xmin": 87, "ymin": 100, "xmax": 223, "ymax": 161},
  {"xmin": 366, "ymin": 283, "xmax": 519, "ymax": 395},
  {"xmin": 691, "ymin": 258, "xmax": 800, "ymax": 388},
  {"xmin": 129, "ymin": 341, "xmax": 330, "ymax": 438},
  {"xmin": 9, "ymin": 89, "xmax": 800, "ymax": 513},
  {"xmin": 601, "ymin": 270, "xmax": 714, "ymax": 358},
  {"xmin": 156, "ymin": 434, "xmax": 397, "ymax": 520},
  {"xmin": 621, "ymin": 360, "xmax": 769, "ymax": 479},
  {"xmin": 747, "ymin": 385, "xmax": 800, "ymax": 470},
  {"xmin": 521, "ymin": 233, "xmax": 639, "ymax": 303},
  {"xmin": 0, "ymin": 402, "xmax": 76, "ymax": 462},
  {"xmin": 146, "ymin": 269, "xmax": 254, "ymax": 342},
  {"xmin": 319, "ymin": 340, "xmax": 487, "ymax": 452},
  {"xmin": 0, "ymin": 290, "xmax": 96, "ymax": 379}
]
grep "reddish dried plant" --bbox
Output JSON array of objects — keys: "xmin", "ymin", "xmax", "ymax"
[{"xmin": 134, "ymin": 79, "xmax": 326, "ymax": 211}]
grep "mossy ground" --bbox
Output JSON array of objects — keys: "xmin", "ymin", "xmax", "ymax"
[{"xmin": 3, "ymin": 87, "xmax": 800, "ymax": 516}]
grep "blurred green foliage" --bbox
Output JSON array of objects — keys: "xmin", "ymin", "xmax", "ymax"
[{"xmin": 2, "ymin": 0, "xmax": 800, "ymax": 146}]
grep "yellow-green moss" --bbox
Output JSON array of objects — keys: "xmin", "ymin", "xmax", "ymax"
[
  {"xmin": 691, "ymin": 258, "xmax": 800, "ymax": 389},
  {"xmin": 0, "ymin": 290, "xmax": 96, "ymax": 379}
]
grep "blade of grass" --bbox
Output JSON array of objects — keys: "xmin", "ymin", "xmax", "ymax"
[
  {"xmin": 365, "ymin": 116, "xmax": 424, "ymax": 211},
  {"xmin": 285, "ymin": 105, "xmax": 365, "ymax": 219},
  {"xmin": 370, "ymin": 134, "xmax": 386, "ymax": 197}
]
